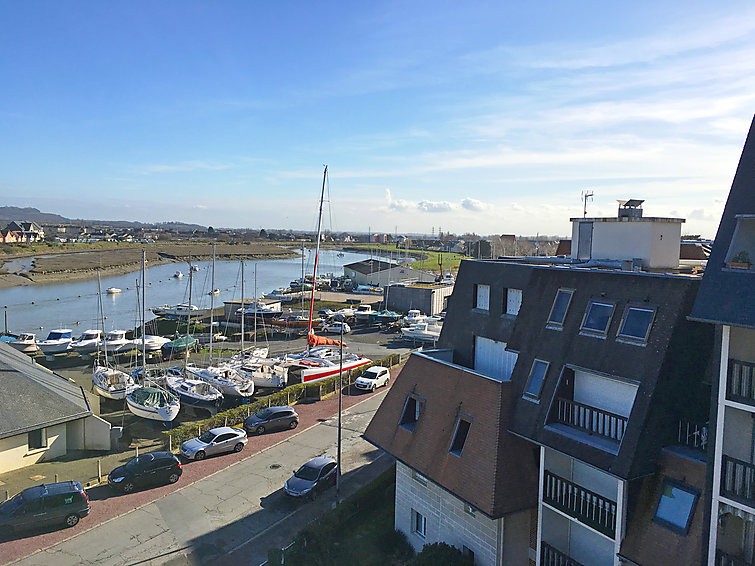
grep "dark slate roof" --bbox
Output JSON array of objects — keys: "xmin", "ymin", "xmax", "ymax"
[
  {"xmin": 0, "ymin": 342, "xmax": 91, "ymax": 440},
  {"xmin": 690, "ymin": 115, "xmax": 755, "ymax": 329},
  {"xmin": 364, "ymin": 352, "xmax": 539, "ymax": 518},
  {"xmin": 343, "ymin": 259, "xmax": 396, "ymax": 275},
  {"xmin": 619, "ymin": 447, "xmax": 707, "ymax": 566},
  {"xmin": 507, "ymin": 267, "xmax": 712, "ymax": 480}
]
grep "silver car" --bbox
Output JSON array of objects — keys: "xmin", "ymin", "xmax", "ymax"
[{"xmin": 180, "ymin": 426, "xmax": 248, "ymax": 461}]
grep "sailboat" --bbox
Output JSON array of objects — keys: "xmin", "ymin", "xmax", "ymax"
[{"xmin": 92, "ymin": 272, "xmax": 137, "ymax": 400}]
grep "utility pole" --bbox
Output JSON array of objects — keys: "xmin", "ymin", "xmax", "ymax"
[
  {"xmin": 582, "ymin": 190, "xmax": 594, "ymax": 218},
  {"xmin": 336, "ymin": 322, "xmax": 343, "ymax": 505}
]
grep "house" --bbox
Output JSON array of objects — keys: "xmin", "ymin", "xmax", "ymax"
[
  {"xmin": 3, "ymin": 221, "xmax": 45, "ymax": 243},
  {"xmin": 0, "ymin": 342, "xmax": 112, "ymax": 474},
  {"xmin": 690, "ymin": 115, "xmax": 755, "ymax": 566},
  {"xmin": 343, "ymin": 259, "xmax": 433, "ymax": 287},
  {"xmin": 0, "ymin": 227, "xmax": 22, "ymax": 243},
  {"xmin": 366, "ymin": 194, "xmax": 715, "ymax": 564}
]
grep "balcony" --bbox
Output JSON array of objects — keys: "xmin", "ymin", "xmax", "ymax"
[
  {"xmin": 543, "ymin": 470, "xmax": 617, "ymax": 537},
  {"xmin": 717, "ymin": 549, "xmax": 753, "ymax": 566},
  {"xmin": 541, "ymin": 542, "xmax": 585, "ymax": 566},
  {"xmin": 677, "ymin": 418, "xmax": 708, "ymax": 453},
  {"xmin": 551, "ymin": 397, "xmax": 628, "ymax": 443},
  {"xmin": 721, "ymin": 455, "xmax": 755, "ymax": 507},
  {"xmin": 727, "ymin": 360, "xmax": 755, "ymax": 407}
]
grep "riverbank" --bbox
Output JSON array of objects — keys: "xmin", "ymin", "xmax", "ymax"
[{"xmin": 0, "ymin": 242, "xmax": 299, "ymax": 289}]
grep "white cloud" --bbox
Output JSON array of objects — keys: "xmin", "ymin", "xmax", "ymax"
[
  {"xmin": 460, "ymin": 198, "xmax": 489, "ymax": 212},
  {"xmin": 417, "ymin": 200, "xmax": 453, "ymax": 213}
]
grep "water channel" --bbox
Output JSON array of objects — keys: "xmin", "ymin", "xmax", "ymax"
[{"xmin": 0, "ymin": 249, "xmax": 372, "ymax": 335}]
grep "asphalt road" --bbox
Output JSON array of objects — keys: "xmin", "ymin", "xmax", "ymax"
[{"xmin": 8, "ymin": 390, "xmax": 392, "ymax": 566}]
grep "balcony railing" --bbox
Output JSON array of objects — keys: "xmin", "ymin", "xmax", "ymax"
[
  {"xmin": 727, "ymin": 359, "xmax": 755, "ymax": 406},
  {"xmin": 716, "ymin": 549, "xmax": 753, "ymax": 566},
  {"xmin": 722, "ymin": 455, "xmax": 755, "ymax": 506},
  {"xmin": 543, "ymin": 470, "xmax": 617, "ymax": 537},
  {"xmin": 541, "ymin": 542, "xmax": 585, "ymax": 566},
  {"xmin": 552, "ymin": 397, "xmax": 628, "ymax": 443},
  {"xmin": 678, "ymin": 418, "xmax": 708, "ymax": 452}
]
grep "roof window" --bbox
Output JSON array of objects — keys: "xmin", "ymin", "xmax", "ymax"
[
  {"xmin": 581, "ymin": 301, "xmax": 615, "ymax": 335},
  {"xmin": 547, "ymin": 289, "xmax": 574, "ymax": 328},
  {"xmin": 449, "ymin": 418, "xmax": 472, "ymax": 457},
  {"xmin": 523, "ymin": 359, "xmax": 549, "ymax": 400},
  {"xmin": 618, "ymin": 306, "xmax": 656, "ymax": 343},
  {"xmin": 653, "ymin": 478, "xmax": 699, "ymax": 535},
  {"xmin": 399, "ymin": 396, "xmax": 421, "ymax": 432}
]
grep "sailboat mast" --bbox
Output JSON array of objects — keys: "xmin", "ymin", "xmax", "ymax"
[
  {"xmin": 254, "ymin": 263, "xmax": 258, "ymax": 350},
  {"xmin": 240, "ymin": 260, "xmax": 245, "ymax": 355},
  {"xmin": 98, "ymin": 271, "xmax": 107, "ymax": 363},
  {"xmin": 141, "ymin": 250, "xmax": 146, "ymax": 370},
  {"xmin": 185, "ymin": 260, "xmax": 192, "ymax": 369},
  {"xmin": 306, "ymin": 165, "xmax": 328, "ymax": 350},
  {"xmin": 210, "ymin": 244, "xmax": 215, "ymax": 363}
]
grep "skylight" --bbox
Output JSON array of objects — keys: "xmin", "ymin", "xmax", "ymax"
[
  {"xmin": 618, "ymin": 306, "xmax": 655, "ymax": 342},
  {"xmin": 523, "ymin": 359, "xmax": 549, "ymax": 399},
  {"xmin": 449, "ymin": 418, "xmax": 472, "ymax": 457},
  {"xmin": 581, "ymin": 301, "xmax": 615, "ymax": 335},
  {"xmin": 547, "ymin": 289, "xmax": 574, "ymax": 327},
  {"xmin": 399, "ymin": 396, "xmax": 420, "ymax": 432},
  {"xmin": 653, "ymin": 479, "xmax": 699, "ymax": 534}
]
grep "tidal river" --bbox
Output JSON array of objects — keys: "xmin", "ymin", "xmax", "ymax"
[{"xmin": 0, "ymin": 249, "xmax": 371, "ymax": 335}]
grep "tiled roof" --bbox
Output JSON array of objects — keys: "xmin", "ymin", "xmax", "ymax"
[{"xmin": 364, "ymin": 352, "xmax": 538, "ymax": 518}]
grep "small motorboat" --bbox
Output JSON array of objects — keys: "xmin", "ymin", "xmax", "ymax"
[
  {"xmin": 401, "ymin": 321, "xmax": 442, "ymax": 343},
  {"xmin": 6, "ymin": 333, "xmax": 39, "ymax": 355},
  {"xmin": 161, "ymin": 335, "xmax": 198, "ymax": 358},
  {"xmin": 92, "ymin": 364, "xmax": 137, "ymax": 400},
  {"xmin": 152, "ymin": 303, "xmax": 209, "ymax": 320},
  {"xmin": 126, "ymin": 386, "xmax": 180, "ymax": 422},
  {"xmin": 208, "ymin": 288, "xmax": 220, "ymax": 296},
  {"xmin": 105, "ymin": 287, "xmax": 122, "ymax": 294},
  {"xmin": 38, "ymin": 329, "xmax": 73, "ymax": 355},
  {"xmin": 99, "ymin": 330, "xmax": 134, "ymax": 353},
  {"xmin": 71, "ymin": 329, "xmax": 104, "ymax": 355},
  {"xmin": 402, "ymin": 309, "xmax": 427, "ymax": 325},
  {"xmin": 165, "ymin": 373, "xmax": 223, "ymax": 413},
  {"xmin": 173, "ymin": 271, "xmax": 184, "ymax": 279},
  {"xmin": 133, "ymin": 334, "xmax": 171, "ymax": 352},
  {"xmin": 191, "ymin": 265, "xmax": 200, "ymax": 272}
]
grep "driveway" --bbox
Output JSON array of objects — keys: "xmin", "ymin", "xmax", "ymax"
[{"xmin": 5, "ymin": 389, "xmax": 393, "ymax": 566}]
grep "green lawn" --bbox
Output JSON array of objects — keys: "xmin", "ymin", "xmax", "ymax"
[{"xmin": 347, "ymin": 243, "xmax": 467, "ymax": 273}]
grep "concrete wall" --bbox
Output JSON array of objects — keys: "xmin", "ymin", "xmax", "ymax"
[
  {"xmin": 573, "ymin": 370, "xmax": 638, "ymax": 419},
  {"xmin": 723, "ymin": 406, "xmax": 754, "ymax": 461},
  {"xmin": 386, "ymin": 284, "xmax": 454, "ymax": 315},
  {"xmin": 730, "ymin": 326, "xmax": 755, "ymax": 362},
  {"xmin": 395, "ymin": 461, "xmax": 506, "ymax": 565},
  {"xmin": 67, "ymin": 415, "xmax": 111, "ymax": 451},
  {"xmin": 0, "ymin": 422, "xmax": 67, "ymax": 474}
]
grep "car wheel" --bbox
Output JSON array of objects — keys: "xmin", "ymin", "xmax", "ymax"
[
  {"xmin": 233, "ymin": 442, "xmax": 244, "ymax": 453},
  {"xmin": 289, "ymin": 420, "xmax": 298, "ymax": 430},
  {"xmin": 168, "ymin": 472, "xmax": 180, "ymax": 484},
  {"xmin": 371, "ymin": 385, "xmax": 376, "ymax": 392},
  {"xmin": 64, "ymin": 513, "xmax": 79, "ymax": 528},
  {"xmin": 195, "ymin": 450, "xmax": 206, "ymax": 461},
  {"xmin": 256, "ymin": 425, "xmax": 265, "ymax": 435},
  {"xmin": 122, "ymin": 481, "xmax": 135, "ymax": 494}
]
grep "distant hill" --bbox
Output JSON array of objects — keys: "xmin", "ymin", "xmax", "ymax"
[{"xmin": 0, "ymin": 206, "xmax": 206, "ymax": 232}]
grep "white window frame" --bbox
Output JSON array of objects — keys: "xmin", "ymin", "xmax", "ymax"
[
  {"xmin": 412, "ymin": 509, "xmax": 427, "ymax": 538},
  {"xmin": 504, "ymin": 288, "xmax": 522, "ymax": 316},
  {"xmin": 474, "ymin": 284, "xmax": 490, "ymax": 311}
]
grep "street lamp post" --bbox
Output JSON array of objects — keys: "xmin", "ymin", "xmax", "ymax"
[{"xmin": 336, "ymin": 322, "xmax": 343, "ymax": 505}]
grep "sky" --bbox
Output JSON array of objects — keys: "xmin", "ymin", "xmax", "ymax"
[{"xmin": 1, "ymin": 1, "xmax": 754, "ymax": 238}]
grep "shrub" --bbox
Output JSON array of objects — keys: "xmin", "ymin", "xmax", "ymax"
[{"xmin": 409, "ymin": 543, "xmax": 473, "ymax": 566}]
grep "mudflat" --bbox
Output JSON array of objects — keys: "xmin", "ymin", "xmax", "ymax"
[{"xmin": 0, "ymin": 242, "xmax": 297, "ymax": 289}]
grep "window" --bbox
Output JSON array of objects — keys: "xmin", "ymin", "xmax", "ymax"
[
  {"xmin": 618, "ymin": 306, "xmax": 655, "ymax": 342},
  {"xmin": 523, "ymin": 360, "xmax": 549, "ymax": 399},
  {"xmin": 412, "ymin": 509, "xmax": 427, "ymax": 538},
  {"xmin": 473, "ymin": 336, "xmax": 518, "ymax": 381},
  {"xmin": 653, "ymin": 478, "xmax": 699, "ymax": 534},
  {"xmin": 474, "ymin": 284, "xmax": 490, "ymax": 311},
  {"xmin": 399, "ymin": 396, "xmax": 421, "ymax": 432},
  {"xmin": 547, "ymin": 289, "xmax": 574, "ymax": 327},
  {"xmin": 28, "ymin": 428, "xmax": 46, "ymax": 450},
  {"xmin": 449, "ymin": 418, "xmax": 472, "ymax": 457},
  {"xmin": 412, "ymin": 470, "xmax": 428, "ymax": 486},
  {"xmin": 504, "ymin": 288, "xmax": 522, "ymax": 316},
  {"xmin": 580, "ymin": 301, "xmax": 615, "ymax": 335}
]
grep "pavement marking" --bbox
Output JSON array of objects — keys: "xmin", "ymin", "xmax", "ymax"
[{"xmin": 5, "ymin": 387, "xmax": 391, "ymax": 566}]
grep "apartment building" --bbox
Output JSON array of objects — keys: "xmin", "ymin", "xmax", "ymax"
[{"xmin": 690, "ymin": 116, "xmax": 755, "ymax": 566}]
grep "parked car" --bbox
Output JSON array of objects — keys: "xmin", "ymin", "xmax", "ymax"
[
  {"xmin": 244, "ymin": 406, "xmax": 299, "ymax": 435},
  {"xmin": 108, "ymin": 451, "xmax": 182, "ymax": 493},
  {"xmin": 317, "ymin": 309, "xmax": 334, "ymax": 316},
  {"xmin": 284, "ymin": 456, "xmax": 337, "ymax": 499},
  {"xmin": 0, "ymin": 481, "xmax": 90, "ymax": 532},
  {"xmin": 180, "ymin": 426, "xmax": 248, "ymax": 460},
  {"xmin": 322, "ymin": 322, "xmax": 351, "ymax": 334},
  {"xmin": 354, "ymin": 366, "xmax": 390, "ymax": 391}
]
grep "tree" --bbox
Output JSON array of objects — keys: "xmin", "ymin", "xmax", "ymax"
[{"xmin": 410, "ymin": 542, "xmax": 474, "ymax": 566}]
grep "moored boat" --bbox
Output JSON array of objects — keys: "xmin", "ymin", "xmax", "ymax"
[
  {"xmin": 38, "ymin": 329, "xmax": 73, "ymax": 355},
  {"xmin": 161, "ymin": 335, "xmax": 198, "ymax": 358},
  {"xmin": 71, "ymin": 329, "xmax": 104, "ymax": 355},
  {"xmin": 126, "ymin": 386, "xmax": 180, "ymax": 422},
  {"xmin": 92, "ymin": 365, "xmax": 137, "ymax": 399},
  {"xmin": 180, "ymin": 363, "xmax": 255, "ymax": 397},
  {"xmin": 105, "ymin": 287, "xmax": 122, "ymax": 294},
  {"xmin": 165, "ymin": 373, "xmax": 223, "ymax": 413},
  {"xmin": 6, "ymin": 333, "xmax": 39, "ymax": 354}
]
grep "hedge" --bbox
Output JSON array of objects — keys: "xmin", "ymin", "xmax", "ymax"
[{"xmin": 163, "ymin": 352, "xmax": 408, "ymax": 448}]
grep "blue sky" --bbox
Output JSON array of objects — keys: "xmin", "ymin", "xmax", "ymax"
[{"xmin": 1, "ymin": 1, "xmax": 754, "ymax": 238}]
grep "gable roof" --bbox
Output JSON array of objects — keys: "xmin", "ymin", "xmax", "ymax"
[
  {"xmin": 364, "ymin": 352, "xmax": 538, "ymax": 518},
  {"xmin": 344, "ymin": 259, "xmax": 396, "ymax": 275},
  {"xmin": 0, "ymin": 342, "xmax": 91, "ymax": 440},
  {"xmin": 690, "ymin": 114, "xmax": 755, "ymax": 329}
]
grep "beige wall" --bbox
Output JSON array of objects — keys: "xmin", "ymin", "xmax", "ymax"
[{"xmin": 0, "ymin": 422, "xmax": 67, "ymax": 474}]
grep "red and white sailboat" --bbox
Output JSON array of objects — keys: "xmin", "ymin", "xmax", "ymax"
[{"xmin": 278, "ymin": 166, "xmax": 371, "ymax": 384}]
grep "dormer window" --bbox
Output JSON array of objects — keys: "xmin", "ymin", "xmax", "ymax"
[
  {"xmin": 580, "ymin": 301, "xmax": 615, "ymax": 336},
  {"xmin": 399, "ymin": 395, "xmax": 421, "ymax": 432},
  {"xmin": 547, "ymin": 288, "xmax": 574, "ymax": 328},
  {"xmin": 449, "ymin": 417, "xmax": 472, "ymax": 457},
  {"xmin": 523, "ymin": 359, "xmax": 549, "ymax": 400},
  {"xmin": 618, "ymin": 305, "xmax": 655, "ymax": 343},
  {"xmin": 474, "ymin": 284, "xmax": 490, "ymax": 311}
]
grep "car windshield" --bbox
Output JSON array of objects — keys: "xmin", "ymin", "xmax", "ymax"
[
  {"xmin": 294, "ymin": 464, "xmax": 321, "ymax": 481},
  {"xmin": 0, "ymin": 493, "xmax": 24, "ymax": 514},
  {"xmin": 255, "ymin": 408, "xmax": 273, "ymax": 419},
  {"xmin": 198, "ymin": 431, "xmax": 216, "ymax": 443},
  {"xmin": 363, "ymin": 369, "xmax": 379, "ymax": 379}
]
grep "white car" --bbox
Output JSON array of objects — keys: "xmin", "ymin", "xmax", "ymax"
[
  {"xmin": 322, "ymin": 322, "xmax": 351, "ymax": 334},
  {"xmin": 354, "ymin": 366, "xmax": 390, "ymax": 391}
]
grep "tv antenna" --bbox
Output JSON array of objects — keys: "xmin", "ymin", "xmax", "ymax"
[{"xmin": 581, "ymin": 190, "xmax": 594, "ymax": 217}]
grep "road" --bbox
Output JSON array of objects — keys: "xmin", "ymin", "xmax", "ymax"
[{"xmin": 8, "ymin": 390, "xmax": 392, "ymax": 566}]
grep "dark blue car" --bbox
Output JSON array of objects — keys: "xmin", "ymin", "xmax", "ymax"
[{"xmin": 284, "ymin": 456, "xmax": 337, "ymax": 499}]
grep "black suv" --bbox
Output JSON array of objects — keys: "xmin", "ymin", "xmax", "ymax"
[
  {"xmin": 244, "ymin": 406, "xmax": 299, "ymax": 435},
  {"xmin": 108, "ymin": 451, "xmax": 182, "ymax": 493},
  {"xmin": 0, "ymin": 481, "xmax": 90, "ymax": 532}
]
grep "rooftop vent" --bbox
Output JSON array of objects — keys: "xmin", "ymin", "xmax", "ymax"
[{"xmin": 618, "ymin": 199, "xmax": 644, "ymax": 218}]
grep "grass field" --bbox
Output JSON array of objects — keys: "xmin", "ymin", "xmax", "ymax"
[{"xmin": 346, "ymin": 243, "xmax": 467, "ymax": 273}]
